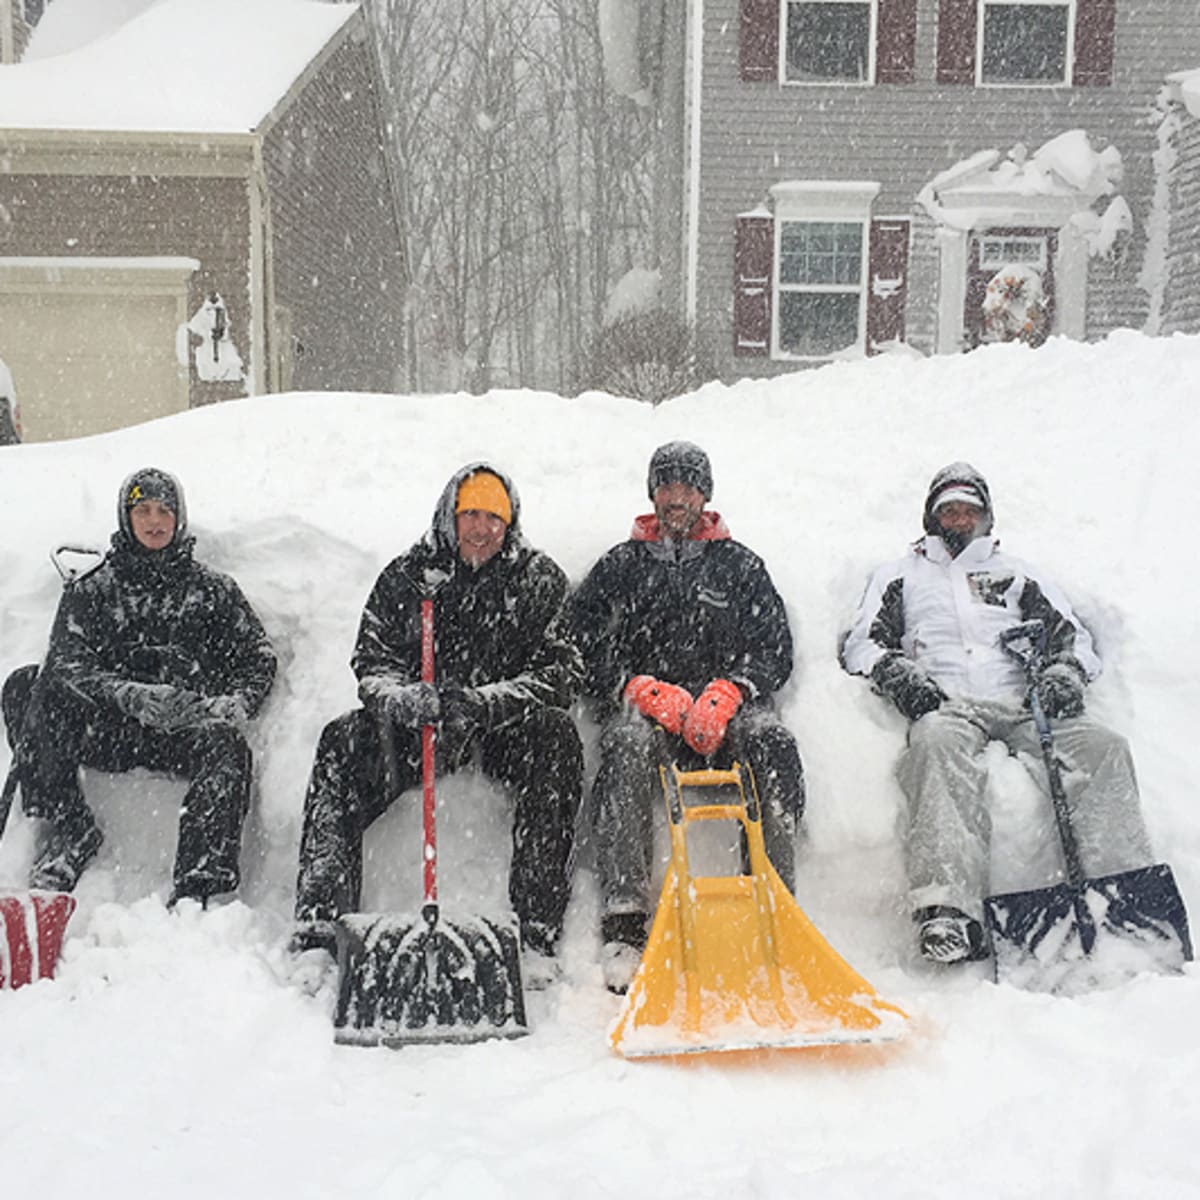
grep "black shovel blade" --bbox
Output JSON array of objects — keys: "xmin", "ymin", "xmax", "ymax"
[
  {"xmin": 985, "ymin": 862, "xmax": 1193, "ymax": 995},
  {"xmin": 332, "ymin": 910, "xmax": 528, "ymax": 1046}
]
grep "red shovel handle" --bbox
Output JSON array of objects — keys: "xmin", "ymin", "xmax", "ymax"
[{"xmin": 421, "ymin": 598, "xmax": 437, "ymax": 907}]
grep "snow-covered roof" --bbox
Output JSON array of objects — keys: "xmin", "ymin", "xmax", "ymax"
[
  {"xmin": 0, "ymin": 0, "xmax": 357, "ymax": 135},
  {"xmin": 1171, "ymin": 66, "xmax": 1200, "ymax": 118},
  {"xmin": 918, "ymin": 131, "xmax": 1122, "ymax": 232}
]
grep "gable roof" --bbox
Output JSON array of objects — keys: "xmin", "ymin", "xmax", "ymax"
[{"xmin": 0, "ymin": 0, "xmax": 357, "ymax": 135}]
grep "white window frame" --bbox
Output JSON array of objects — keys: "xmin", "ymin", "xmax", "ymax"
[
  {"xmin": 976, "ymin": 0, "xmax": 1075, "ymax": 88},
  {"xmin": 768, "ymin": 181, "xmax": 879, "ymax": 361},
  {"xmin": 979, "ymin": 234, "xmax": 1049, "ymax": 271},
  {"xmin": 780, "ymin": 0, "xmax": 878, "ymax": 87}
]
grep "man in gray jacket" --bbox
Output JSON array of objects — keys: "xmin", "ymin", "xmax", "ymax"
[{"xmin": 840, "ymin": 462, "xmax": 1154, "ymax": 964}]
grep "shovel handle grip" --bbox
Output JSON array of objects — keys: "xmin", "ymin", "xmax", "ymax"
[{"xmin": 421, "ymin": 599, "xmax": 437, "ymax": 906}]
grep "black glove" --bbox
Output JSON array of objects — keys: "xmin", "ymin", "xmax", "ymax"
[
  {"xmin": 1031, "ymin": 661, "xmax": 1086, "ymax": 719},
  {"xmin": 437, "ymin": 683, "xmax": 486, "ymax": 738},
  {"xmin": 113, "ymin": 682, "xmax": 207, "ymax": 732},
  {"xmin": 870, "ymin": 653, "xmax": 947, "ymax": 722},
  {"xmin": 370, "ymin": 680, "xmax": 441, "ymax": 728}
]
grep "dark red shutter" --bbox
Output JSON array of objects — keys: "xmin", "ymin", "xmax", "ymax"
[
  {"xmin": 733, "ymin": 215, "xmax": 773, "ymax": 356},
  {"xmin": 876, "ymin": 0, "xmax": 917, "ymax": 84},
  {"xmin": 866, "ymin": 219, "xmax": 910, "ymax": 353},
  {"xmin": 936, "ymin": 0, "xmax": 977, "ymax": 84},
  {"xmin": 1072, "ymin": 0, "xmax": 1116, "ymax": 87},
  {"xmin": 740, "ymin": 0, "xmax": 779, "ymax": 83}
]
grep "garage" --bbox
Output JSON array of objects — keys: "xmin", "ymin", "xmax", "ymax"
[{"xmin": 0, "ymin": 257, "xmax": 196, "ymax": 442}]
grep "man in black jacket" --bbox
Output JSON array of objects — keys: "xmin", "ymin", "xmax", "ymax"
[
  {"xmin": 571, "ymin": 442, "xmax": 805, "ymax": 992},
  {"xmin": 292, "ymin": 463, "xmax": 583, "ymax": 985},
  {"xmin": 1, "ymin": 467, "xmax": 276, "ymax": 905}
]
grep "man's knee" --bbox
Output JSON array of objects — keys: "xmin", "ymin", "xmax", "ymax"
[
  {"xmin": 905, "ymin": 709, "xmax": 971, "ymax": 756},
  {"xmin": 597, "ymin": 710, "xmax": 656, "ymax": 767},
  {"xmin": 2, "ymin": 664, "xmax": 40, "ymax": 750}
]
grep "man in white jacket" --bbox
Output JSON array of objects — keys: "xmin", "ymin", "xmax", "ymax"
[{"xmin": 840, "ymin": 462, "xmax": 1154, "ymax": 964}]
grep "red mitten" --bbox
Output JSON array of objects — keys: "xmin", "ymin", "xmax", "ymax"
[
  {"xmin": 682, "ymin": 678, "xmax": 743, "ymax": 754},
  {"xmin": 624, "ymin": 675, "xmax": 693, "ymax": 735}
]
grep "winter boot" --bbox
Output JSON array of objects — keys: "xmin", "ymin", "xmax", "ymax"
[
  {"xmin": 29, "ymin": 817, "xmax": 103, "ymax": 893},
  {"xmin": 601, "ymin": 911, "xmax": 648, "ymax": 994},
  {"xmin": 521, "ymin": 920, "xmax": 562, "ymax": 990},
  {"xmin": 916, "ymin": 905, "xmax": 988, "ymax": 964}
]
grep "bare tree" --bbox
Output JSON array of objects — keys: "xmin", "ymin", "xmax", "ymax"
[{"xmin": 367, "ymin": 0, "xmax": 652, "ymax": 394}]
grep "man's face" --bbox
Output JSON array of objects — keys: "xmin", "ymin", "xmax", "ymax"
[
  {"xmin": 129, "ymin": 499, "xmax": 177, "ymax": 551},
  {"xmin": 456, "ymin": 509, "xmax": 507, "ymax": 568},
  {"xmin": 935, "ymin": 501, "xmax": 984, "ymax": 543},
  {"xmin": 653, "ymin": 481, "xmax": 706, "ymax": 539}
]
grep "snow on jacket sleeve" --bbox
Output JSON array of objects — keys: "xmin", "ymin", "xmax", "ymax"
[
  {"xmin": 839, "ymin": 560, "xmax": 906, "ymax": 678},
  {"xmin": 1015, "ymin": 569, "xmax": 1101, "ymax": 680},
  {"xmin": 722, "ymin": 548, "xmax": 793, "ymax": 700},
  {"xmin": 569, "ymin": 547, "xmax": 632, "ymax": 705}
]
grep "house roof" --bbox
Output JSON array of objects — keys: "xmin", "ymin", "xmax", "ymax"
[{"xmin": 0, "ymin": 0, "xmax": 357, "ymax": 135}]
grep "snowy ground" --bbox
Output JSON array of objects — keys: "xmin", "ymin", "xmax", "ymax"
[{"xmin": 2, "ymin": 331, "xmax": 1199, "ymax": 1199}]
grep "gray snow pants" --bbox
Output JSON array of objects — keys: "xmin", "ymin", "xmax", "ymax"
[
  {"xmin": 593, "ymin": 706, "xmax": 805, "ymax": 919},
  {"xmin": 896, "ymin": 699, "xmax": 1154, "ymax": 924}
]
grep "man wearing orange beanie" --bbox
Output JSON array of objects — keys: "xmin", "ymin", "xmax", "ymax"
[
  {"xmin": 571, "ymin": 442, "xmax": 805, "ymax": 993},
  {"xmin": 292, "ymin": 463, "xmax": 582, "ymax": 988}
]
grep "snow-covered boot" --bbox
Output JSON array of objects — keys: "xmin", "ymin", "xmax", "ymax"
[
  {"xmin": 29, "ymin": 817, "xmax": 103, "ymax": 893},
  {"xmin": 521, "ymin": 921, "xmax": 562, "ymax": 990},
  {"xmin": 601, "ymin": 912, "xmax": 648, "ymax": 994},
  {"xmin": 916, "ymin": 906, "xmax": 987, "ymax": 964}
]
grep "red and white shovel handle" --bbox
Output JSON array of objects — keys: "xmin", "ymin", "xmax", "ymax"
[{"xmin": 420, "ymin": 598, "xmax": 437, "ymax": 908}]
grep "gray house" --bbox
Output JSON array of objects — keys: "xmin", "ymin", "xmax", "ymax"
[
  {"xmin": 0, "ymin": 0, "xmax": 404, "ymax": 442},
  {"xmin": 608, "ymin": 0, "xmax": 1200, "ymax": 380}
]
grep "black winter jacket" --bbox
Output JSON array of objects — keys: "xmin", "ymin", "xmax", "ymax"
[
  {"xmin": 42, "ymin": 532, "xmax": 276, "ymax": 717},
  {"xmin": 352, "ymin": 463, "xmax": 581, "ymax": 729},
  {"xmin": 570, "ymin": 512, "xmax": 793, "ymax": 712}
]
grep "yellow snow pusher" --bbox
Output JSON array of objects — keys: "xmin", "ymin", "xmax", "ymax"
[{"xmin": 610, "ymin": 763, "xmax": 908, "ymax": 1058}]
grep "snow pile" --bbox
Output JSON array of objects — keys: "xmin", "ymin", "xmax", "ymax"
[
  {"xmin": 1, "ymin": 332, "xmax": 1199, "ymax": 1197},
  {"xmin": 0, "ymin": 0, "xmax": 355, "ymax": 133}
]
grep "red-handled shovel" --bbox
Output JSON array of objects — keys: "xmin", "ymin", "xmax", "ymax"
[{"xmin": 332, "ymin": 598, "xmax": 528, "ymax": 1045}]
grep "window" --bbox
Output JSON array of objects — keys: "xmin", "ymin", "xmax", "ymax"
[
  {"xmin": 777, "ymin": 222, "xmax": 866, "ymax": 354},
  {"xmin": 785, "ymin": 0, "xmax": 875, "ymax": 83},
  {"xmin": 978, "ymin": 235, "xmax": 1048, "ymax": 271},
  {"xmin": 733, "ymin": 184, "xmax": 903, "ymax": 361},
  {"xmin": 740, "ymin": 0, "xmax": 916, "ymax": 85},
  {"xmin": 980, "ymin": 0, "xmax": 1071, "ymax": 84},
  {"xmin": 937, "ymin": 0, "xmax": 1110, "ymax": 87}
]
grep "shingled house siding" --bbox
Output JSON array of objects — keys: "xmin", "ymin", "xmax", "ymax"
[
  {"xmin": 0, "ymin": 172, "xmax": 250, "ymax": 408},
  {"xmin": 679, "ymin": 0, "xmax": 1200, "ymax": 383},
  {"xmin": 262, "ymin": 31, "xmax": 405, "ymax": 394}
]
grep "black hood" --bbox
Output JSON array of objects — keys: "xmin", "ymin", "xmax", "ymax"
[
  {"xmin": 427, "ymin": 461, "xmax": 526, "ymax": 562},
  {"xmin": 922, "ymin": 461, "xmax": 994, "ymax": 539},
  {"xmin": 115, "ymin": 466, "xmax": 189, "ymax": 550}
]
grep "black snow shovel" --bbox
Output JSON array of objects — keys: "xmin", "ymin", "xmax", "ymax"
[
  {"xmin": 984, "ymin": 621, "xmax": 1193, "ymax": 994},
  {"xmin": 332, "ymin": 598, "xmax": 528, "ymax": 1046}
]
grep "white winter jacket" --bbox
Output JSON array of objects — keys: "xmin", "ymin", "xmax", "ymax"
[{"xmin": 840, "ymin": 534, "xmax": 1100, "ymax": 705}]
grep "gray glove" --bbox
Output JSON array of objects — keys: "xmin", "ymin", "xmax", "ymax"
[
  {"xmin": 201, "ymin": 694, "xmax": 250, "ymax": 728},
  {"xmin": 372, "ymin": 680, "xmax": 441, "ymax": 729},
  {"xmin": 1031, "ymin": 661, "xmax": 1086, "ymax": 719},
  {"xmin": 870, "ymin": 653, "xmax": 947, "ymax": 722},
  {"xmin": 114, "ymin": 682, "xmax": 207, "ymax": 732}
]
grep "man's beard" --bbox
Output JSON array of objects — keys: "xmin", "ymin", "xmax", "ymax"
[{"xmin": 940, "ymin": 526, "xmax": 978, "ymax": 556}]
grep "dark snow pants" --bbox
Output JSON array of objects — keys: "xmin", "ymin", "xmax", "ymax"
[
  {"xmin": 3, "ymin": 664, "xmax": 252, "ymax": 896},
  {"xmin": 294, "ymin": 705, "xmax": 583, "ymax": 946},
  {"xmin": 592, "ymin": 706, "xmax": 805, "ymax": 920}
]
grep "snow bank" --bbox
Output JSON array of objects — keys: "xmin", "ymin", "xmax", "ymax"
[{"xmin": 1, "ymin": 332, "xmax": 1199, "ymax": 1198}]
